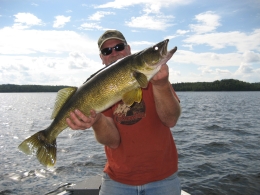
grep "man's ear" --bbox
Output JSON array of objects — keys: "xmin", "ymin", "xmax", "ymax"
[
  {"xmin": 127, "ymin": 45, "xmax": 131, "ymax": 54},
  {"xmin": 99, "ymin": 53, "xmax": 105, "ymax": 65}
]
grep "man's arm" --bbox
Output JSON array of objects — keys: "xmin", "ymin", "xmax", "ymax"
[
  {"xmin": 66, "ymin": 110, "xmax": 120, "ymax": 149},
  {"xmin": 151, "ymin": 64, "xmax": 181, "ymax": 127}
]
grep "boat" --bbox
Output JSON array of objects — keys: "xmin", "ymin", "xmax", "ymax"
[{"xmin": 57, "ymin": 175, "xmax": 190, "ymax": 195}]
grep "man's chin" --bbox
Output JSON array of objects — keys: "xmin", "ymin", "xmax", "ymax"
[
  {"xmin": 108, "ymin": 59, "xmax": 119, "ymax": 65},
  {"xmin": 107, "ymin": 55, "xmax": 125, "ymax": 66}
]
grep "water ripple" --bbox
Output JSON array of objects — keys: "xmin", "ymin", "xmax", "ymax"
[{"xmin": 1, "ymin": 92, "xmax": 260, "ymax": 194}]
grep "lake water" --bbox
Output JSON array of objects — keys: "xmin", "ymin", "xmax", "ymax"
[{"xmin": 0, "ymin": 92, "xmax": 259, "ymax": 195}]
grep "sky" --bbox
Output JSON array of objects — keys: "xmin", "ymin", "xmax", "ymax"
[{"xmin": 0, "ymin": 0, "xmax": 260, "ymax": 86}]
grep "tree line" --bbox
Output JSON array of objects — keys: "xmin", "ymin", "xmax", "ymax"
[
  {"xmin": 0, "ymin": 84, "xmax": 71, "ymax": 92},
  {"xmin": 172, "ymin": 79, "xmax": 260, "ymax": 91},
  {"xmin": 0, "ymin": 79, "xmax": 259, "ymax": 92}
]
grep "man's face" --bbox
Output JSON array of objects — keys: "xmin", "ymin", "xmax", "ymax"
[{"xmin": 100, "ymin": 39, "xmax": 131, "ymax": 66}]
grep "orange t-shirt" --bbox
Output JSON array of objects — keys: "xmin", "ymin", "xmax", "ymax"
[{"xmin": 102, "ymin": 82, "xmax": 179, "ymax": 185}]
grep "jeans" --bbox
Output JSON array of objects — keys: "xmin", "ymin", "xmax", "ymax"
[{"xmin": 99, "ymin": 172, "xmax": 181, "ymax": 195}]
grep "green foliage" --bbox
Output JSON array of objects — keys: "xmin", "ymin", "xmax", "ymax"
[
  {"xmin": 0, "ymin": 79, "xmax": 260, "ymax": 92},
  {"xmin": 0, "ymin": 84, "xmax": 71, "ymax": 92},
  {"xmin": 172, "ymin": 79, "xmax": 260, "ymax": 91}
]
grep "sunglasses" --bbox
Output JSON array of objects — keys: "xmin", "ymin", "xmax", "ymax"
[{"xmin": 101, "ymin": 43, "xmax": 127, "ymax": 56}]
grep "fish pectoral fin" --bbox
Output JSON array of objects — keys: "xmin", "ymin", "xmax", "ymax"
[
  {"xmin": 51, "ymin": 87, "xmax": 77, "ymax": 119},
  {"xmin": 133, "ymin": 71, "xmax": 149, "ymax": 88},
  {"xmin": 18, "ymin": 130, "xmax": 57, "ymax": 167},
  {"xmin": 122, "ymin": 88, "xmax": 142, "ymax": 106}
]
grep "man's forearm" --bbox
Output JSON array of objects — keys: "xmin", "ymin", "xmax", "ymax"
[
  {"xmin": 152, "ymin": 83, "xmax": 181, "ymax": 127},
  {"xmin": 92, "ymin": 114, "xmax": 121, "ymax": 149}
]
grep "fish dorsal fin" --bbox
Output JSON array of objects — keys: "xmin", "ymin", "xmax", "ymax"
[
  {"xmin": 122, "ymin": 88, "xmax": 142, "ymax": 106},
  {"xmin": 51, "ymin": 87, "xmax": 77, "ymax": 119},
  {"xmin": 133, "ymin": 71, "xmax": 149, "ymax": 88}
]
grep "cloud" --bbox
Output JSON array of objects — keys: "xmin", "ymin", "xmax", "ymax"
[
  {"xmin": 68, "ymin": 51, "xmax": 91, "ymax": 69},
  {"xmin": 143, "ymin": 3, "xmax": 162, "ymax": 14},
  {"xmin": 95, "ymin": 1, "xmax": 190, "ymax": 31},
  {"xmin": 96, "ymin": 0, "xmax": 154, "ymax": 9},
  {"xmin": 182, "ymin": 44, "xmax": 193, "ymax": 50},
  {"xmin": 125, "ymin": 14, "xmax": 174, "ymax": 30},
  {"xmin": 0, "ymin": 23, "xmax": 103, "ymax": 85},
  {"xmin": 173, "ymin": 50, "xmax": 242, "ymax": 67},
  {"xmin": 53, "ymin": 15, "xmax": 71, "ymax": 28},
  {"xmin": 0, "ymin": 27, "xmax": 97, "ymax": 55},
  {"xmin": 31, "ymin": 3, "xmax": 38, "ymax": 6},
  {"xmin": 189, "ymin": 11, "xmax": 221, "ymax": 34},
  {"xmin": 242, "ymin": 51, "xmax": 260, "ymax": 63},
  {"xmin": 97, "ymin": 0, "xmax": 190, "ymax": 31},
  {"xmin": 235, "ymin": 63, "xmax": 254, "ymax": 74},
  {"xmin": 80, "ymin": 11, "xmax": 115, "ymax": 30},
  {"xmin": 130, "ymin": 41, "xmax": 154, "ymax": 46},
  {"xmin": 13, "ymin": 13, "xmax": 44, "ymax": 29},
  {"xmin": 176, "ymin": 29, "xmax": 190, "ymax": 35},
  {"xmin": 164, "ymin": 29, "xmax": 189, "ymax": 42},
  {"xmin": 88, "ymin": 11, "xmax": 115, "ymax": 21},
  {"xmin": 198, "ymin": 66, "xmax": 213, "ymax": 73},
  {"xmin": 232, "ymin": 63, "xmax": 260, "ymax": 82},
  {"xmin": 169, "ymin": 68, "xmax": 181, "ymax": 76},
  {"xmin": 0, "ymin": 54, "xmax": 103, "ymax": 85},
  {"xmin": 164, "ymin": 35, "xmax": 177, "ymax": 40},
  {"xmin": 183, "ymin": 29, "xmax": 260, "ymax": 52},
  {"xmin": 96, "ymin": 0, "xmax": 192, "ymax": 9},
  {"xmin": 79, "ymin": 23, "xmax": 103, "ymax": 30},
  {"xmin": 216, "ymin": 68, "xmax": 231, "ymax": 74}
]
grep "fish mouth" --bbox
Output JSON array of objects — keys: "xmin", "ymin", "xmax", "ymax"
[
  {"xmin": 161, "ymin": 39, "xmax": 177, "ymax": 57},
  {"xmin": 162, "ymin": 39, "xmax": 169, "ymax": 56},
  {"xmin": 155, "ymin": 39, "xmax": 177, "ymax": 58}
]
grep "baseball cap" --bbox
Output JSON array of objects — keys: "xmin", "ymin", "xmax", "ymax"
[{"xmin": 98, "ymin": 30, "xmax": 127, "ymax": 49}]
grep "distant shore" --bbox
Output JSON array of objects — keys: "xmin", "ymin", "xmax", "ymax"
[
  {"xmin": 0, "ymin": 79, "xmax": 259, "ymax": 92},
  {"xmin": 172, "ymin": 79, "xmax": 260, "ymax": 91}
]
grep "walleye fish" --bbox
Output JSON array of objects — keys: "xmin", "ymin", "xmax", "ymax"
[{"xmin": 18, "ymin": 39, "xmax": 177, "ymax": 167}]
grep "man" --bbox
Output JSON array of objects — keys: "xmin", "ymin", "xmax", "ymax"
[{"xmin": 66, "ymin": 30, "xmax": 181, "ymax": 195}]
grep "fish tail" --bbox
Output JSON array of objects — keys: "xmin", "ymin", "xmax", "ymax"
[{"xmin": 18, "ymin": 130, "xmax": 57, "ymax": 167}]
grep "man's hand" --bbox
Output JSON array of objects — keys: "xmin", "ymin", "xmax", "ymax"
[
  {"xmin": 66, "ymin": 109, "xmax": 101, "ymax": 130},
  {"xmin": 150, "ymin": 64, "xmax": 169, "ymax": 87}
]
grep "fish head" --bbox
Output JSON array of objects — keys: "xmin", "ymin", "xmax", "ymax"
[{"xmin": 137, "ymin": 39, "xmax": 177, "ymax": 78}]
